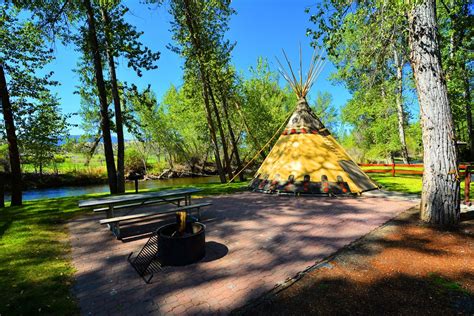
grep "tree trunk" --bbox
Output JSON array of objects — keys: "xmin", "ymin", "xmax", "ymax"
[
  {"xmin": 208, "ymin": 85, "xmax": 233, "ymax": 180},
  {"xmin": 201, "ymin": 79, "xmax": 226, "ymax": 183},
  {"xmin": 462, "ymin": 63, "xmax": 474, "ymax": 160},
  {"xmin": 217, "ymin": 83, "xmax": 244, "ymax": 181},
  {"xmin": 393, "ymin": 49, "xmax": 410, "ymax": 164},
  {"xmin": 181, "ymin": 0, "xmax": 226, "ymax": 183},
  {"xmin": 408, "ymin": 0, "xmax": 460, "ymax": 226},
  {"xmin": 447, "ymin": 0, "xmax": 473, "ymax": 160},
  {"xmin": 0, "ymin": 173, "xmax": 4, "ymax": 208},
  {"xmin": 84, "ymin": 0, "xmax": 118, "ymax": 194},
  {"xmin": 0, "ymin": 64, "xmax": 22, "ymax": 206},
  {"xmin": 101, "ymin": 7, "xmax": 125, "ymax": 193}
]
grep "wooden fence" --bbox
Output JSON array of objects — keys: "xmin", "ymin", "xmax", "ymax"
[{"xmin": 359, "ymin": 163, "xmax": 473, "ymax": 203}]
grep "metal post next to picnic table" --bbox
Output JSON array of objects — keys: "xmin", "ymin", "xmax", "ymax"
[{"xmin": 107, "ymin": 205, "xmax": 115, "ymax": 218}]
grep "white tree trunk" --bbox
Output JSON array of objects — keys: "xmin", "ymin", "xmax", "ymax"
[
  {"xmin": 408, "ymin": 0, "xmax": 460, "ymax": 226},
  {"xmin": 393, "ymin": 49, "xmax": 410, "ymax": 164}
]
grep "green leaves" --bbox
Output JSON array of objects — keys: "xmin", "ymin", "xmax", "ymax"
[{"xmin": 0, "ymin": 4, "xmax": 69, "ymax": 171}]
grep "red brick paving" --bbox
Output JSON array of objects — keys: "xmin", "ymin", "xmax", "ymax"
[{"xmin": 68, "ymin": 192, "xmax": 416, "ymax": 315}]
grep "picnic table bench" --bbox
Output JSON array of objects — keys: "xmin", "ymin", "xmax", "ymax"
[
  {"xmin": 78, "ymin": 188, "xmax": 211, "ymax": 239},
  {"xmin": 99, "ymin": 202, "xmax": 212, "ymax": 239}
]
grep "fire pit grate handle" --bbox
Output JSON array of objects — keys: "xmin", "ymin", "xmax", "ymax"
[{"xmin": 128, "ymin": 231, "xmax": 162, "ymax": 283}]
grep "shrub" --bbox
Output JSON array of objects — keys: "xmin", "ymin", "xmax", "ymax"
[{"xmin": 125, "ymin": 148, "xmax": 148, "ymax": 175}]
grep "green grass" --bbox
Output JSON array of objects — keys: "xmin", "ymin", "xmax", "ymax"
[
  {"xmin": 0, "ymin": 181, "xmax": 247, "ymax": 315},
  {"xmin": 21, "ymin": 154, "xmax": 108, "ymax": 174},
  {"xmin": 370, "ymin": 174, "xmax": 423, "ymax": 194},
  {"xmin": 0, "ymin": 196, "xmax": 85, "ymax": 315},
  {"xmin": 369, "ymin": 173, "xmax": 474, "ymax": 198},
  {"xmin": 428, "ymin": 273, "xmax": 470, "ymax": 294}
]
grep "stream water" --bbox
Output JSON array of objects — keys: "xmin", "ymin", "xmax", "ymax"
[{"xmin": 5, "ymin": 175, "xmax": 221, "ymax": 202}]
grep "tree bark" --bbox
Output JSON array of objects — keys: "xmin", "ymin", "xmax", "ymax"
[
  {"xmin": 217, "ymin": 83, "xmax": 244, "ymax": 181},
  {"xmin": 0, "ymin": 64, "xmax": 22, "ymax": 206},
  {"xmin": 84, "ymin": 0, "xmax": 118, "ymax": 194},
  {"xmin": 181, "ymin": 0, "xmax": 226, "ymax": 183},
  {"xmin": 393, "ymin": 49, "xmax": 410, "ymax": 164},
  {"xmin": 462, "ymin": 62, "xmax": 473, "ymax": 160},
  {"xmin": 208, "ymin": 85, "xmax": 233, "ymax": 180},
  {"xmin": 0, "ymin": 173, "xmax": 4, "ymax": 208},
  {"xmin": 408, "ymin": 0, "xmax": 460, "ymax": 226},
  {"xmin": 100, "ymin": 7, "xmax": 125, "ymax": 193}
]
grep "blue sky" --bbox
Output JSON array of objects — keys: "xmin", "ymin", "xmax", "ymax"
[{"xmin": 47, "ymin": 0, "xmax": 353, "ymax": 136}]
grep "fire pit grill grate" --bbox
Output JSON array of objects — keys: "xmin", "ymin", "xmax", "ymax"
[{"xmin": 128, "ymin": 232, "xmax": 162, "ymax": 283}]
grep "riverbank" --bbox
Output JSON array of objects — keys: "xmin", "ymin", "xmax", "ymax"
[{"xmin": 3, "ymin": 166, "xmax": 219, "ymax": 192}]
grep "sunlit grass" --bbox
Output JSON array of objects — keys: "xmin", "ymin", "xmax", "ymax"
[{"xmin": 369, "ymin": 173, "xmax": 473, "ymax": 199}]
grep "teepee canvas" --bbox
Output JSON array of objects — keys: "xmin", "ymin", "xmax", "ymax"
[{"xmin": 249, "ymin": 50, "xmax": 378, "ymax": 195}]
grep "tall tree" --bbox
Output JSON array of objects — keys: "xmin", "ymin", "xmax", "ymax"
[
  {"xmin": 99, "ymin": 3, "xmax": 160, "ymax": 192},
  {"xmin": 307, "ymin": 1, "xmax": 412, "ymax": 163},
  {"xmin": 83, "ymin": 0, "xmax": 117, "ymax": 193},
  {"xmin": 393, "ymin": 48, "xmax": 410, "ymax": 163},
  {"xmin": 0, "ymin": 5, "xmax": 62, "ymax": 205},
  {"xmin": 308, "ymin": 0, "xmax": 461, "ymax": 226},
  {"xmin": 162, "ymin": 0, "xmax": 238, "ymax": 183},
  {"xmin": 100, "ymin": 5, "xmax": 125, "ymax": 193},
  {"xmin": 0, "ymin": 65, "xmax": 21, "ymax": 205},
  {"xmin": 408, "ymin": 0, "xmax": 460, "ymax": 225},
  {"xmin": 17, "ymin": 93, "xmax": 69, "ymax": 175},
  {"xmin": 438, "ymin": 0, "xmax": 473, "ymax": 159}
]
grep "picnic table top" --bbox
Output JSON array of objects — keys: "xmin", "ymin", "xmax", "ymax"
[{"xmin": 78, "ymin": 187, "xmax": 202, "ymax": 208}]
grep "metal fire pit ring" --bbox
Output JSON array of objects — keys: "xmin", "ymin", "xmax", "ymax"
[{"xmin": 157, "ymin": 222, "xmax": 206, "ymax": 266}]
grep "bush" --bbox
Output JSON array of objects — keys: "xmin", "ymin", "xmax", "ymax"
[
  {"xmin": 53, "ymin": 154, "xmax": 66, "ymax": 164},
  {"xmin": 125, "ymin": 148, "xmax": 148, "ymax": 175}
]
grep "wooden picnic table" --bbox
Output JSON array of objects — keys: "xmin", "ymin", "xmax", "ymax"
[{"xmin": 78, "ymin": 188, "xmax": 202, "ymax": 218}]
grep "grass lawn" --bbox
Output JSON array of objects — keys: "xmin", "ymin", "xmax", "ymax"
[
  {"xmin": 370, "ymin": 173, "xmax": 474, "ymax": 199},
  {"xmin": 0, "ymin": 181, "xmax": 247, "ymax": 315}
]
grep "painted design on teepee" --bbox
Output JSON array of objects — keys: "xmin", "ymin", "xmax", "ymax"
[{"xmin": 249, "ymin": 48, "xmax": 378, "ymax": 195}]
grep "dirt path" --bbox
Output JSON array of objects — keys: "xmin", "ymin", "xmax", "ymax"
[{"xmin": 239, "ymin": 209, "xmax": 474, "ymax": 315}]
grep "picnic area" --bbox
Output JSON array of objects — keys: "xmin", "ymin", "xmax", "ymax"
[{"xmin": 1, "ymin": 0, "xmax": 473, "ymax": 315}]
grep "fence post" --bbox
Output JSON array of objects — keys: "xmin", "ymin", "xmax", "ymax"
[
  {"xmin": 464, "ymin": 164, "xmax": 471, "ymax": 204},
  {"xmin": 391, "ymin": 163, "xmax": 396, "ymax": 177},
  {"xmin": 135, "ymin": 178, "xmax": 139, "ymax": 193}
]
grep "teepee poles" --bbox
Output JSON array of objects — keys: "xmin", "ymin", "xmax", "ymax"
[{"xmin": 276, "ymin": 46, "xmax": 326, "ymax": 99}]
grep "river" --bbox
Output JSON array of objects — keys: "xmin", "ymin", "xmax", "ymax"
[{"xmin": 5, "ymin": 176, "xmax": 221, "ymax": 202}]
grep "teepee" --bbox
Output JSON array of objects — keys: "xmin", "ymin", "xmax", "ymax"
[{"xmin": 249, "ymin": 49, "xmax": 378, "ymax": 195}]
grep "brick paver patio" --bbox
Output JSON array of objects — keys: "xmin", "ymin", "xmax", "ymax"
[{"xmin": 69, "ymin": 192, "xmax": 417, "ymax": 315}]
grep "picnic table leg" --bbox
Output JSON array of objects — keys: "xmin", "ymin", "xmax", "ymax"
[
  {"xmin": 111, "ymin": 223, "xmax": 121, "ymax": 239},
  {"xmin": 106, "ymin": 205, "xmax": 115, "ymax": 218}
]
